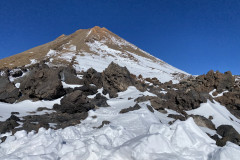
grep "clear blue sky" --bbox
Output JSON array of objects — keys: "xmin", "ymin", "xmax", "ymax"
[{"xmin": 0, "ymin": 0, "xmax": 239, "ymax": 75}]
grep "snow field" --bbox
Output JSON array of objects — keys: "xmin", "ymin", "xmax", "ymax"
[{"xmin": 0, "ymin": 87, "xmax": 240, "ymax": 159}]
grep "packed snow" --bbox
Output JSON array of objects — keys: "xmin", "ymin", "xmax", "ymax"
[
  {"xmin": 0, "ymin": 87, "xmax": 240, "ymax": 159},
  {"xmin": 0, "ymin": 98, "xmax": 61, "ymax": 121},
  {"xmin": 187, "ymin": 100, "xmax": 240, "ymax": 133},
  {"xmin": 209, "ymin": 89, "xmax": 229, "ymax": 98},
  {"xmin": 61, "ymin": 81, "xmax": 83, "ymax": 89}
]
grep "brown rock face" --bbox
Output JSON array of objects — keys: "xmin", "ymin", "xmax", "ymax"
[
  {"xmin": 53, "ymin": 90, "xmax": 94, "ymax": 114},
  {"xmin": 83, "ymin": 68, "xmax": 102, "ymax": 88},
  {"xmin": 195, "ymin": 70, "xmax": 235, "ymax": 92},
  {"xmin": 20, "ymin": 66, "xmax": 65, "ymax": 100},
  {"xmin": 102, "ymin": 62, "xmax": 135, "ymax": 98},
  {"xmin": 191, "ymin": 115, "xmax": 216, "ymax": 130},
  {"xmin": 0, "ymin": 75, "xmax": 20, "ymax": 103},
  {"xmin": 216, "ymin": 125, "xmax": 240, "ymax": 146}
]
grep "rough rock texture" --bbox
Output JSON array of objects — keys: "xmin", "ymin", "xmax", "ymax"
[
  {"xmin": 12, "ymin": 112, "xmax": 88, "ymax": 134},
  {"xmin": 216, "ymin": 125, "xmax": 240, "ymax": 146},
  {"xmin": 119, "ymin": 104, "xmax": 141, "ymax": 114},
  {"xmin": 102, "ymin": 62, "xmax": 135, "ymax": 98},
  {"xmin": 77, "ymin": 85, "xmax": 98, "ymax": 96},
  {"xmin": 90, "ymin": 93, "xmax": 109, "ymax": 108},
  {"xmin": 53, "ymin": 90, "xmax": 94, "ymax": 114},
  {"xmin": 0, "ymin": 115, "xmax": 20, "ymax": 134},
  {"xmin": 83, "ymin": 68, "xmax": 102, "ymax": 88},
  {"xmin": 59, "ymin": 66, "xmax": 82, "ymax": 84},
  {"xmin": 19, "ymin": 66, "xmax": 65, "ymax": 100},
  {"xmin": 215, "ymin": 91, "xmax": 240, "ymax": 119},
  {"xmin": 0, "ymin": 75, "xmax": 20, "ymax": 103},
  {"xmin": 190, "ymin": 115, "xmax": 216, "ymax": 130}
]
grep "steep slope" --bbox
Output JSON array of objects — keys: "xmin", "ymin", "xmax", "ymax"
[{"xmin": 0, "ymin": 26, "xmax": 188, "ymax": 83}]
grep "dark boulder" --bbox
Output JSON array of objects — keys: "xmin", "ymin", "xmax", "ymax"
[
  {"xmin": 83, "ymin": 68, "xmax": 102, "ymax": 88},
  {"xmin": 94, "ymin": 120, "xmax": 111, "ymax": 129},
  {"xmin": 53, "ymin": 90, "xmax": 94, "ymax": 114},
  {"xmin": 167, "ymin": 114, "xmax": 186, "ymax": 121},
  {"xmin": 119, "ymin": 104, "xmax": 141, "ymax": 114},
  {"xmin": 76, "ymin": 85, "xmax": 98, "ymax": 96},
  {"xmin": 190, "ymin": 115, "xmax": 215, "ymax": 130},
  {"xmin": 0, "ymin": 118, "xmax": 20, "ymax": 134},
  {"xmin": 0, "ymin": 76, "xmax": 20, "ymax": 103},
  {"xmin": 102, "ymin": 62, "xmax": 135, "ymax": 98},
  {"xmin": 20, "ymin": 67, "xmax": 65, "ymax": 100},
  {"xmin": 59, "ymin": 66, "xmax": 82, "ymax": 84},
  {"xmin": 90, "ymin": 93, "xmax": 109, "ymax": 107},
  {"xmin": 216, "ymin": 125, "xmax": 240, "ymax": 146}
]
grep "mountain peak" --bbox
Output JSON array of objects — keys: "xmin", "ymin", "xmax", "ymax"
[{"xmin": 0, "ymin": 26, "xmax": 188, "ymax": 83}]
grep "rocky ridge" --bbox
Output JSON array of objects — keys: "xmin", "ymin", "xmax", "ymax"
[{"xmin": 0, "ymin": 61, "xmax": 239, "ymax": 147}]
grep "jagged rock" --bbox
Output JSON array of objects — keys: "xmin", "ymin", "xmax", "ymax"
[
  {"xmin": 147, "ymin": 105, "xmax": 154, "ymax": 113},
  {"xmin": 94, "ymin": 120, "xmax": 111, "ymax": 129},
  {"xmin": 102, "ymin": 62, "xmax": 135, "ymax": 98},
  {"xmin": 215, "ymin": 92, "xmax": 240, "ymax": 119},
  {"xmin": 53, "ymin": 90, "xmax": 94, "ymax": 114},
  {"xmin": 119, "ymin": 104, "xmax": 141, "ymax": 114},
  {"xmin": 191, "ymin": 115, "xmax": 215, "ymax": 130},
  {"xmin": 12, "ymin": 112, "xmax": 88, "ymax": 133},
  {"xmin": 83, "ymin": 68, "xmax": 102, "ymax": 88},
  {"xmin": 19, "ymin": 122, "xmax": 50, "ymax": 133},
  {"xmin": 216, "ymin": 125, "xmax": 240, "ymax": 146},
  {"xmin": 0, "ymin": 76, "xmax": 20, "ymax": 103},
  {"xmin": 59, "ymin": 66, "xmax": 82, "ymax": 84},
  {"xmin": 0, "ymin": 117, "xmax": 20, "ymax": 134},
  {"xmin": 0, "ymin": 136, "xmax": 7, "ymax": 143},
  {"xmin": 20, "ymin": 67, "xmax": 65, "ymax": 100},
  {"xmin": 167, "ymin": 114, "xmax": 186, "ymax": 121},
  {"xmin": 76, "ymin": 85, "xmax": 98, "ymax": 96},
  {"xmin": 217, "ymin": 71, "xmax": 235, "ymax": 92},
  {"xmin": 91, "ymin": 93, "xmax": 109, "ymax": 107},
  {"xmin": 7, "ymin": 115, "xmax": 20, "ymax": 121},
  {"xmin": 195, "ymin": 70, "xmax": 235, "ymax": 92}
]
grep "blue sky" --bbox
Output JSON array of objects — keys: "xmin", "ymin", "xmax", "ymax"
[{"xmin": 0, "ymin": 0, "xmax": 239, "ymax": 75}]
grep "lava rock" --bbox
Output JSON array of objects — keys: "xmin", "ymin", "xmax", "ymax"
[
  {"xmin": 53, "ymin": 90, "xmax": 94, "ymax": 114},
  {"xmin": 216, "ymin": 125, "xmax": 240, "ymax": 146},
  {"xmin": 0, "ymin": 119, "xmax": 19, "ymax": 134},
  {"xmin": 91, "ymin": 93, "xmax": 109, "ymax": 107},
  {"xmin": 102, "ymin": 62, "xmax": 135, "ymax": 98},
  {"xmin": 59, "ymin": 66, "xmax": 82, "ymax": 84},
  {"xmin": 119, "ymin": 104, "xmax": 141, "ymax": 114},
  {"xmin": 0, "ymin": 76, "xmax": 20, "ymax": 103},
  {"xmin": 83, "ymin": 68, "xmax": 102, "ymax": 88},
  {"xmin": 191, "ymin": 115, "xmax": 215, "ymax": 130},
  {"xmin": 20, "ymin": 67, "xmax": 65, "ymax": 100},
  {"xmin": 76, "ymin": 85, "xmax": 98, "ymax": 96}
]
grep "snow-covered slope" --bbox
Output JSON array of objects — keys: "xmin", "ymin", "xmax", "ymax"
[
  {"xmin": 1, "ymin": 87, "xmax": 240, "ymax": 160},
  {"xmin": 0, "ymin": 26, "xmax": 188, "ymax": 83}
]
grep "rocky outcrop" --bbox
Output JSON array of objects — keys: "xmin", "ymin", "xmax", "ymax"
[
  {"xmin": 53, "ymin": 90, "xmax": 94, "ymax": 114},
  {"xmin": 119, "ymin": 104, "xmax": 141, "ymax": 114},
  {"xmin": 190, "ymin": 115, "xmax": 215, "ymax": 130},
  {"xmin": 216, "ymin": 125, "xmax": 240, "ymax": 146},
  {"xmin": 102, "ymin": 62, "xmax": 135, "ymax": 98},
  {"xmin": 83, "ymin": 68, "xmax": 102, "ymax": 88},
  {"xmin": 59, "ymin": 66, "xmax": 82, "ymax": 84},
  {"xmin": 90, "ymin": 93, "xmax": 109, "ymax": 107},
  {"xmin": 19, "ymin": 66, "xmax": 65, "ymax": 100},
  {"xmin": 0, "ymin": 75, "xmax": 20, "ymax": 103},
  {"xmin": 0, "ymin": 115, "xmax": 20, "ymax": 134}
]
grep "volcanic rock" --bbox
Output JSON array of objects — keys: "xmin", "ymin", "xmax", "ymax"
[{"xmin": 102, "ymin": 62, "xmax": 135, "ymax": 98}]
